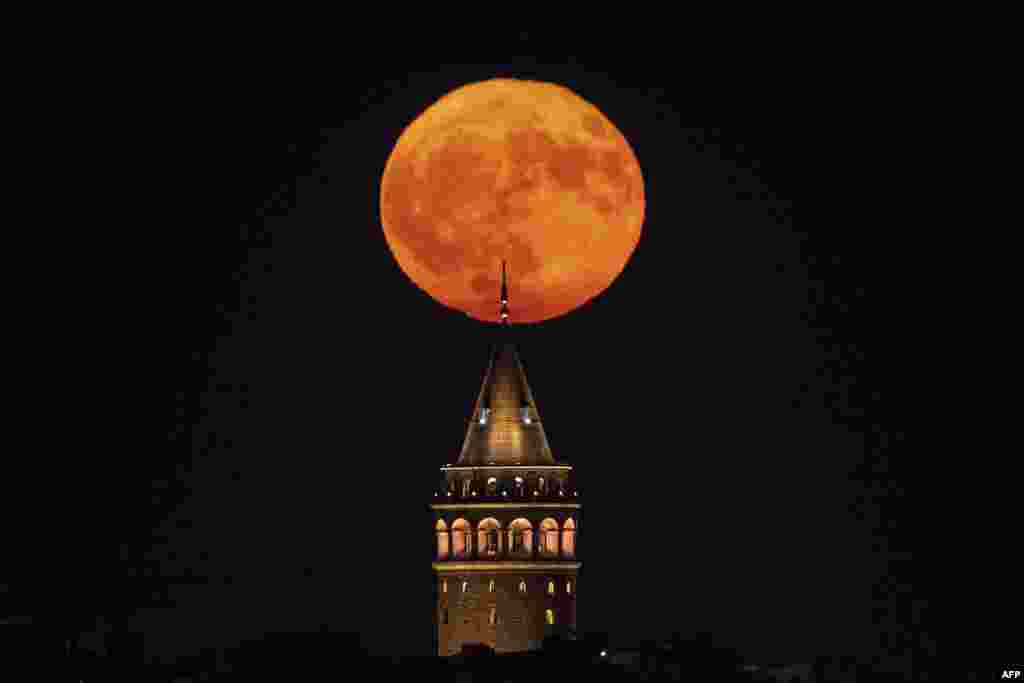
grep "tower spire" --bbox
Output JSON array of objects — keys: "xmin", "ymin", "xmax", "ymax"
[{"xmin": 500, "ymin": 260, "xmax": 509, "ymax": 325}]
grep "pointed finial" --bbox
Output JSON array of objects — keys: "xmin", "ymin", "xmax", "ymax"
[{"xmin": 500, "ymin": 260, "xmax": 509, "ymax": 325}]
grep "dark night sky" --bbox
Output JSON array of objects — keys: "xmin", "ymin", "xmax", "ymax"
[{"xmin": 22, "ymin": 59, "xmax": 1011, "ymax": 669}]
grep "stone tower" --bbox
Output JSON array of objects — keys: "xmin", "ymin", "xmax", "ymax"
[{"xmin": 431, "ymin": 263, "xmax": 580, "ymax": 656}]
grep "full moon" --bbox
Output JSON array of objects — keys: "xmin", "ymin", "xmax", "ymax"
[{"xmin": 380, "ymin": 78, "xmax": 645, "ymax": 323}]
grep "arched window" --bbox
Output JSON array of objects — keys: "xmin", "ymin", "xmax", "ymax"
[
  {"xmin": 519, "ymin": 580, "xmax": 527, "ymax": 593},
  {"xmin": 508, "ymin": 518, "xmax": 533, "ymax": 555},
  {"xmin": 477, "ymin": 518, "xmax": 501, "ymax": 557},
  {"xmin": 540, "ymin": 518, "xmax": 559, "ymax": 555},
  {"xmin": 547, "ymin": 580, "xmax": 555, "ymax": 595},
  {"xmin": 567, "ymin": 580, "xmax": 572, "ymax": 594},
  {"xmin": 451, "ymin": 519, "xmax": 470, "ymax": 559},
  {"xmin": 488, "ymin": 580, "xmax": 495, "ymax": 593},
  {"xmin": 462, "ymin": 580, "xmax": 469, "ymax": 593},
  {"xmin": 514, "ymin": 476, "xmax": 524, "ymax": 496},
  {"xmin": 562, "ymin": 518, "xmax": 576, "ymax": 558},
  {"xmin": 546, "ymin": 609, "xmax": 555, "ymax": 625},
  {"xmin": 538, "ymin": 476, "xmax": 546, "ymax": 494},
  {"xmin": 435, "ymin": 519, "xmax": 449, "ymax": 560},
  {"xmin": 486, "ymin": 477, "xmax": 498, "ymax": 496},
  {"xmin": 461, "ymin": 479, "xmax": 471, "ymax": 497},
  {"xmin": 442, "ymin": 579, "xmax": 447, "ymax": 593},
  {"xmin": 489, "ymin": 608, "xmax": 496, "ymax": 625}
]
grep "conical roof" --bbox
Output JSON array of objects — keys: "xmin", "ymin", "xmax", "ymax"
[{"xmin": 456, "ymin": 342, "xmax": 556, "ymax": 466}]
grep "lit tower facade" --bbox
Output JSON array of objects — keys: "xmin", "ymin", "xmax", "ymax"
[{"xmin": 431, "ymin": 262, "xmax": 581, "ymax": 655}]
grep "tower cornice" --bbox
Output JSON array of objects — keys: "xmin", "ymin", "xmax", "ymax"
[
  {"xmin": 432, "ymin": 562, "xmax": 581, "ymax": 572},
  {"xmin": 430, "ymin": 502, "xmax": 581, "ymax": 511},
  {"xmin": 440, "ymin": 465, "xmax": 571, "ymax": 472}
]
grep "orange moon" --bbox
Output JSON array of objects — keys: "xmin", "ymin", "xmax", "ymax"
[{"xmin": 380, "ymin": 78, "xmax": 645, "ymax": 323}]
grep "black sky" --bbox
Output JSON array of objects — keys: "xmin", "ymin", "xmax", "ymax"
[{"xmin": 23, "ymin": 60, "xmax": 1001, "ymax": 669}]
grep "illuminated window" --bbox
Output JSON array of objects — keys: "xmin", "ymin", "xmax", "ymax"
[
  {"xmin": 452, "ymin": 519, "xmax": 470, "ymax": 559},
  {"xmin": 546, "ymin": 609, "xmax": 555, "ymax": 625},
  {"xmin": 489, "ymin": 580, "xmax": 495, "ymax": 593},
  {"xmin": 547, "ymin": 580, "xmax": 555, "ymax": 595},
  {"xmin": 567, "ymin": 581, "xmax": 572, "ymax": 594},
  {"xmin": 478, "ymin": 518, "xmax": 500, "ymax": 556},
  {"xmin": 462, "ymin": 581, "xmax": 469, "ymax": 593},
  {"xmin": 442, "ymin": 580, "xmax": 447, "ymax": 593},
  {"xmin": 509, "ymin": 519, "xmax": 533, "ymax": 555},
  {"xmin": 461, "ymin": 479, "xmax": 471, "ymax": 497},
  {"xmin": 540, "ymin": 518, "xmax": 559, "ymax": 554},
  {"xmin": 538, "ymin": 477, "xmax": 546, "ymax": 494},
  {"xmin": 519, "ymin": 580, "xmax": 526, "ymax": 593},
  {"xmin": 562, "ymin": 518, "xmax": 576, "ymax": 558},
  {"xmin": 489, "ymin": 608, "xmax": 496, "ymax": 625},
  {"xmin": 486, "ymin": 477, "xmax": 497, "ymax": 495},
  {"xmin": 514, "ymin": 476, "xmax": 524, "ymax": 496},
  {"xmin": 436, "ymin": 519, "xmax": 449, "ymax": 560}
]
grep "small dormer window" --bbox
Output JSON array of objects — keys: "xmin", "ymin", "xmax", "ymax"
[
  {"xmin": 521, "ymin": 406, "xmax": 531, "ymax": 424},
  {"xmin": 479, "ymin": 408, "xmax": 490, "ymax": 425}
]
